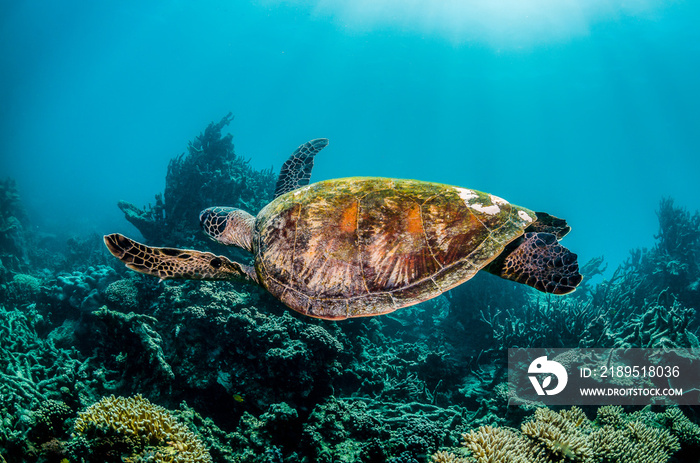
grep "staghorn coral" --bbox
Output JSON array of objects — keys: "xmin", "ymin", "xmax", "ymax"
[
  {"xmin": 0, "ymin": 304, "xmax": 83, "ymax": 445},
  {"xmin": 654, "ymin": 197, "xmax": 700, "ymax": 301},
  {"xmin": 302, "ymin": 396, "xmax": 465, "ymax": 463},
  {"xmin": 74, "ymin": 394, "xmax": 211, "ymax": 463}
]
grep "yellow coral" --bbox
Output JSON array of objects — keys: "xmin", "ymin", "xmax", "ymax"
[
  {"xmin": 595, "ymin": 405, "xmax": 626, "ymax": 428},
  {"xmin": 521, "ymin": 407, "xmax": 592, "ymax": 461},
  {"xmin": 590, "ymin": 421, "xmax": 679, "ymax": 463},
  {"xmin": 462, "ymin": 425, "xmax": 532, "ymax": 463},
  {"xmin": 462, "ymin": 406, "xmax": 684, "ymax": 463},
  {"xmin": 430, "ymin": 450, "xmax": 470, "ymax": 463},
  {"xmin": 74, "ymin": 394, "xmax": 211, "ymax": 463}
]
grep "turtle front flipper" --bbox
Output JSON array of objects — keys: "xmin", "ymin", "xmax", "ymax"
[
  {"xmin": 274, "ymin": 138, "xmax": 329, "ymax": 198},
  {"xmin": 104, "ymin": 233, "xmax": 258, "ymax": 284},
  {"xmin": 485, "ymin": 232, "xmax": 582, "ymax": 295}
]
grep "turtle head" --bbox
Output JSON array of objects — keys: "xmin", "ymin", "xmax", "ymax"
[{"xmin": 199, "ymin": 207, "xmax": 255, "ymax": 253}]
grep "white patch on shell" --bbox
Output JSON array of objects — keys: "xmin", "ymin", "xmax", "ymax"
[
  {"xmin": 456, "ymin": 187, "xmax": 477, "ymax": 202},
  {"xmin": 293, "ymin": 185, "xmax": 312, "ymax": 197},
  {"xmin": 490, "ymin": 194, "xmax": 508, "ymax": 206},
  {"xmin": 470, "ymin": 203, "xmax": 501, "ymax": 215},
  {"xmin": 518, "ymin": 210, "xmax": 535, "ymax": 223}
]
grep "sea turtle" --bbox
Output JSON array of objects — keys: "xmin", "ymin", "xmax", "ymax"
[{"xmin": 105, "ymin": 139, "xmax": 581, "ymax": 320}]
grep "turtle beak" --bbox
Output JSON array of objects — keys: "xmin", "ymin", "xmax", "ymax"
[{"xmin": 199, "ymin": 209, "xmax": 211, "ymax": 230}]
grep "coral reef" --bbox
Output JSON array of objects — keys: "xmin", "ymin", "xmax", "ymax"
[
  {"xmin": 2, "ymin": 118, "xmax": 700, "ymax": 462},
  {"xmin": 0, "ymin": 303, "xmax": 89, "ymax": 459},
  {"xmin": 90, "ymin": 306, "xmax": 175, "ymax": 391},
  {"xmin": 117, "ymin": 113, "xmax": 276, "ymax": 248},
  {"xmin": 0, "ymin": 178, "xmax": 30, "ymax": 271},
  {"xmin": 104, "ymin": 277, "xmax": 141, "ymax": 311},
  {"xmin": 45, "ymin": 265, "xmax": 119, "ymax": 313},
  {"xmin": 457, "ymin": 405, "xmax": 684, "ymax": 463},
  {"xmin": 74, "ymin": 394, "xmax": 211, "ymax": 463}
]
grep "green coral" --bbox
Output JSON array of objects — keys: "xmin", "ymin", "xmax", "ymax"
[
  {"xmin": 663, "ymin": 407, "xmax": 700, "ymax": 447},
  {"xmin": 0, "ymin": 304, "xmax": 83, "ymax": 450},
  {"xmin": 7, "ymin": 273, "xmax": 41, "ymax": 301},
  {"xmin": 28, "ymin": 399, "xmax": 72, "ymax": 442},
  {"xmin": 105, "ymin": 278, "xmax": 140, "ymax": 311},
  {"xmin": 74, "ymin": 394, "xmax": 211, "ymax": 463},
  {"xmin": 92, "ymin": 307, "xmax": 174, "ymax": 387}
]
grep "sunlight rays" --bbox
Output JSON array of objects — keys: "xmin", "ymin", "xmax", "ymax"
[{"xmin": 263, "ymin": 0, "xmax": 667, "ymax": 46}]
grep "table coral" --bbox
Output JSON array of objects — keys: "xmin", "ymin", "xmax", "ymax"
[{"xmin": 74, "ymin": 394, "xmax": 211, "ymax": 463}]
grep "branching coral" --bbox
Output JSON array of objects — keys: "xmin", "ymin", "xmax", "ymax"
[
  {"xmin": 92, "ymin": 306, "xmax": 174, "ymax": 386},
  {"xmin": 589, "ymin": 420, "xmax": 679, "ymax": 463},
  {"xmin": 655, "ymin": 197, "xmax": 700, "ymax": 293},
  {"xmin": 74, "ymin": 394, "xmax": 211, "ymax": 463},
  {"xmin": 0, "ymin": 305, "xmax": 82, "ymax": 442},
  {"xmin": 520, "ymin": 408, "xmax": 592, "ymax": 461},
  {"xmin": 458, "ymin": 405, "xmax": 686, "ymax": 463},
  {"xmin": 462, "ymin": 425, "xmax": 531, "ymax": 463},
  {"xmin": 662, "ymin": 407, "xmax": 700, "ymax": 447},
  {"xmin": 431, "ymin": 450, "xmax": 470, "ymax": 463}
]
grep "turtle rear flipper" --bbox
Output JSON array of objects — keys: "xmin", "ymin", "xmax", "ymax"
[
  {"xmin": 486, "ymin": 232, "xmax": 582, "ymax": 294},
  {"xmin": 274, "ymin": 138, "xmax": 329, "ymax": 198},
  {"xmin": 104, "ymin": 234, "xmax": 258, "ymax": 284},
  {"xmin": 527, "ymin": 212, "xmax": 571, "ymax": 239}
]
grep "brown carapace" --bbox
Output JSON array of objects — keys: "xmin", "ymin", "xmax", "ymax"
[{"xmin": 105, "ymin": 139, "xmax": 582, "ymax": 320}]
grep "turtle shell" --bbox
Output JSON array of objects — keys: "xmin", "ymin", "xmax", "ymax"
[{"xmin": 254, "ymin": 177, "xmax": 536, "ymax": 320}]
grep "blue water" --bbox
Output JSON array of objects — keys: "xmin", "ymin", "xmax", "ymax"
[{"xmin": 2, "ymin": 0, "xmax": 699, "ymax": 273}]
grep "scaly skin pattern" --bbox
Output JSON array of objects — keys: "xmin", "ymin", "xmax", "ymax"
[
  {"xmin": 253, "ymin": 177, "xmax": 537, "ymax": 320},
  {"xmin": 103, "ymin": 233, "xmax": 256, "ymax": 283}
]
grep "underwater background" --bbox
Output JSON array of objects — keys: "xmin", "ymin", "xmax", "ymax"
[{"xmin": 1, "ymin": 1, "xmax": 700, "ymax": 462}]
